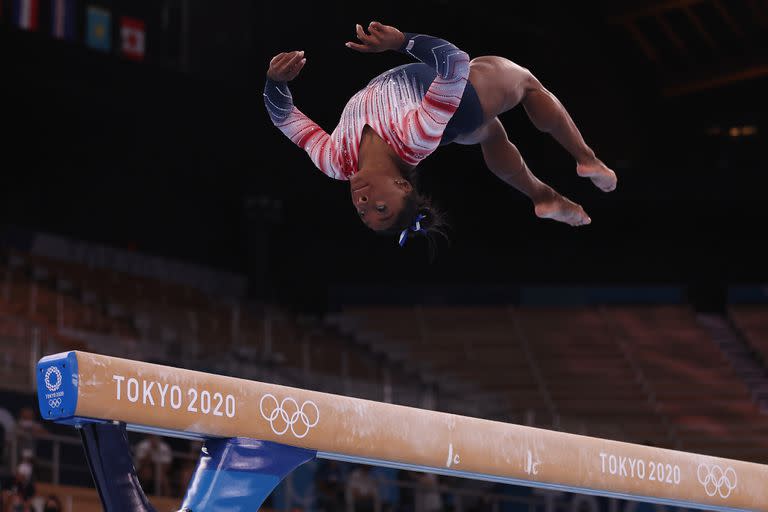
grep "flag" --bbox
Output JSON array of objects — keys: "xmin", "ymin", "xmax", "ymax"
[
  {"xmin": 86, "ymin": 5, "xmax": 111, "ymax": 52},
  {"xmin": 50, "ymin": 0, "xmax": 76, "ymax": 40},
  {"xmin": 12, "ymin": 0, "xmax": 39, "ymax": 31},
  {"xmin": 120, "ymin": 16, "xmax": 145, "ymax": 61}
]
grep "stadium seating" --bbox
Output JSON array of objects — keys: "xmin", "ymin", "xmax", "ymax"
[
  {"xmin": 0, "ymin": 249, "xmax": 424, "ymax": 408},
  {"xmin": 730, "ymin": 305, "xmax": 768, "ymax": 364},
  {"xmin": 3, "ymin": 248, "xmax": 768, "ymax": 464},
  {"xmin": 334, "ymin": 304, "xmax": 768, "ymax": 462}
]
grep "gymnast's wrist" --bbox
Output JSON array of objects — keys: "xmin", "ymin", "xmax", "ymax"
[
  {"xmin": 397, "ymin": 32, "xmax": 414, "ymax": 52},
  {"xmin": 265, "ymin": 75, "xmax": 287, "ymax": 85}
]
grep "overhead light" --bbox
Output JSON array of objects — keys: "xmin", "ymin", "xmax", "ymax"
[
  {"xmin": 727, "ymin": 125, "xmax": 758, "ymax": 137},
  {"xmin": 741, "ymin": 125, "xmax": 758, "ymax": 136}
]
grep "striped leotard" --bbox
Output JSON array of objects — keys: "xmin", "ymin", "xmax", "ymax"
[{"xmin": 264, "ymin": 33, "xmax": 481, "ymax": 181}]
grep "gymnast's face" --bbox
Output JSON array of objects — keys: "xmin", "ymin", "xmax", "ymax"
[{"xmin": 351, "ymin": 175, "xmax": 412, "ymax": 231}]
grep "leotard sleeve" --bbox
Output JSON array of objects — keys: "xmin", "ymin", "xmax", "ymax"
[
  {"xmin": 264, "ymin": 78, "xmax": 345, "ymax": 180},
  {"xmin": 396, "ymin": 33, "xmax": 471, "ymax": 156}
]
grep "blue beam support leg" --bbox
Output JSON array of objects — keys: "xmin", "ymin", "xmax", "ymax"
[
  {"xmin": 80, "ymin": 422, "xmax": 157, "ymax": 512},
  {"xmin": 180, "ymin": 438, "xmax": 316, "ymax": 511}
]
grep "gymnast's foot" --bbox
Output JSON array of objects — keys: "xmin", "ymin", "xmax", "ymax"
[
  {"xmin": 577, "ymin": 159, "xmax": 617, "ymax": 192},
  {"xmin": 534, "ymin": 190, "xmax": 591, "ymax": 227}
]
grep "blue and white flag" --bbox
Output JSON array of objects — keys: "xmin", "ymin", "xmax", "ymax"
[{"xmin": 86, "ymin": 4, "xmax": 111, "ymax": 52}]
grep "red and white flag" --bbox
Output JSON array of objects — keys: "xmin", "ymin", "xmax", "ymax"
[{"xmin": 120, "ymin": 16, "xmax": 145, "ymax": 61}]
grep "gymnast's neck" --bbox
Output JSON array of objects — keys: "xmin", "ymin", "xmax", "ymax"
[{"xmin": 357, "ymin": 124, "xmax": 414, "ymax": 180}]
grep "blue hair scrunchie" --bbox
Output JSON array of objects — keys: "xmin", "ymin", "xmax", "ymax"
[{"xmin": 398, "ymin": 214, "xmax": 427, "ymax": 247}]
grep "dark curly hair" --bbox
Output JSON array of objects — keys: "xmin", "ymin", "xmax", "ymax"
[{"xmin": 377, "ymin": 187, "xmax": 449, "ymax": 250}]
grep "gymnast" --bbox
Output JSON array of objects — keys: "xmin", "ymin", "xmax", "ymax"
[{"xmin": 264, "ymin": 22, "xmax": 617, "ymax": 245}]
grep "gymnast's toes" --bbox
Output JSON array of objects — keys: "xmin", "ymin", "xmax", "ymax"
[
  {"xmin": 534, "ymin": 195, "xmax": 591, "ymax": 227},
  {"xmin": 577, "ymin": 160, "xmax": 617, "ymax": 192}
]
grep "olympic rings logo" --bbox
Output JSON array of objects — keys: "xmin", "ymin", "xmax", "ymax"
[
  {"xmin": 45, "ymin": 367, "xmax": 62, "ymax": 392},
  {"xmin": 259, "ymin": 394, "xmax": 319, "ymax": 439},
  {"xmin": 48, "ymin": 398, "xmax": 62, "ymax": 409},
  {"xmin": 697, "ymin": 463, "xmax": 737, "ymax": 498}
]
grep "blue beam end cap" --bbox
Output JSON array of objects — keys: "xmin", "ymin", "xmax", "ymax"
[{"xmin": 37, "ymin": 352, "xmax": 79, "ymax": 422}]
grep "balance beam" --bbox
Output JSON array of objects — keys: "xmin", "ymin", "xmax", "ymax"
[{"xmin": 37, "ymin": 351, "xmax": 768, "ymax": 512}]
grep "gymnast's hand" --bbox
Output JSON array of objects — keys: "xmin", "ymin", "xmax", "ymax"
[
  {"xmin": 267, "ymin": 51, "xmax": 306, "ymax": 82},
  {"xmin": 346, "ymin": 21, "xmax": 405, "ymax": 53}
]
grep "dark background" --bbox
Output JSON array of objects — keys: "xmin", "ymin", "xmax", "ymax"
[{"xmin": 1, "ymin": 0, "xmax": 766, "ymax": 308}]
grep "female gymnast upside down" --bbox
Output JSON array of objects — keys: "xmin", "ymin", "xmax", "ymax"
[{"xmin": 264, "ymin": 22, "xmax": 617, "ymax": 245}]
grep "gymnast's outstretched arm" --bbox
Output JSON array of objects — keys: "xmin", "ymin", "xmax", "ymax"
[
  {"xmin": 348, "ymin": 23, "xmax": 471, "ymax": 155},
  {"xmin": 263, "ymin": 51, "xmax": 344, "ymax": 179}
]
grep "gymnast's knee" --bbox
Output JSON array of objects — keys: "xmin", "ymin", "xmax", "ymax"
[
  {"xmin": 521, "ymin": 77, "xmax": 560, "ymax": 132},
  {"xmin": 521, "ymin": 71, "xmax": 547, "ymax": 99}
]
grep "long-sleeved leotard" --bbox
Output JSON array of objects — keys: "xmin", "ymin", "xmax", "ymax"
[{"xmin": 264, "ymin": 33, "xmax": 471, "ymax": 180}]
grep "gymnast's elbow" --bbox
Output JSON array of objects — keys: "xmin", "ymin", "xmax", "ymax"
[{"xmin": 446, "ymin": 51, "xmax": 471, "ymax": 80}]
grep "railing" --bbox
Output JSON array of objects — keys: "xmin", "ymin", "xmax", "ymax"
[
  {"xmin": 2, "ymin": 430, "xmax": 551, "ymax": 512},
  {"xmin": 2, "ymin": 431, "xmax": 196, "ymax": 501},
  {"xmin": 323, "ymin": 477, "xmax": 544, "ymax": 512}
]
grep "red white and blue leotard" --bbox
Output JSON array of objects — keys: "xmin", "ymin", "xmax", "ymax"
[{"xmin": 264, "ymin": 33, "xmax": 476, "ymax": 181}]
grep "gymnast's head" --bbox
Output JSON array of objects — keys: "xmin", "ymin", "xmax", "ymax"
[{"xmin": 350, "ymin": 172, "xmax": 447, "ymax": 245}]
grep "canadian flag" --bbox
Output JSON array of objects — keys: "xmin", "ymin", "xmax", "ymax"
[{"xmin": 120, "ymin": 16, "xmax": 145, "ymax": 61}]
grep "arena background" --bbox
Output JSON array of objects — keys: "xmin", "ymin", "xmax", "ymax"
[{"xmin": 0, "ymin": 0, "xmax": 766, "ymax": 510}]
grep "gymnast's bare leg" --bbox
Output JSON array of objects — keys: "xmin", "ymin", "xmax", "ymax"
[{"xmin": 456, "ymin": 57, "xmax": 617, "ymax": 226}]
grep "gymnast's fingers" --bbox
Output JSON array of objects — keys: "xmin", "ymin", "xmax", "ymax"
[
  {"xmin": 269, "ymin": 54, "xmax": 281, "ymax": 66},
  {"xmin": 282, "ymin": 51, "xmax": 305, "ymax": 70},
  {"xmin": 355, "ymin": 23, "xmax": 372, "ymax": 44},
  {"xmin": 369, "ymin": 21, "xmax": 385, "ymax": 33},
  {"xmin": 287, "ymin": 57, "xmax": 307, "ymax": 78},
  {"xmin": 272, "ymin": 52, "xmax": 294, "ymax": 67},
  {"xmin": 345, "ymin": 41, "xmax": 371, "ymax": 52}
]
